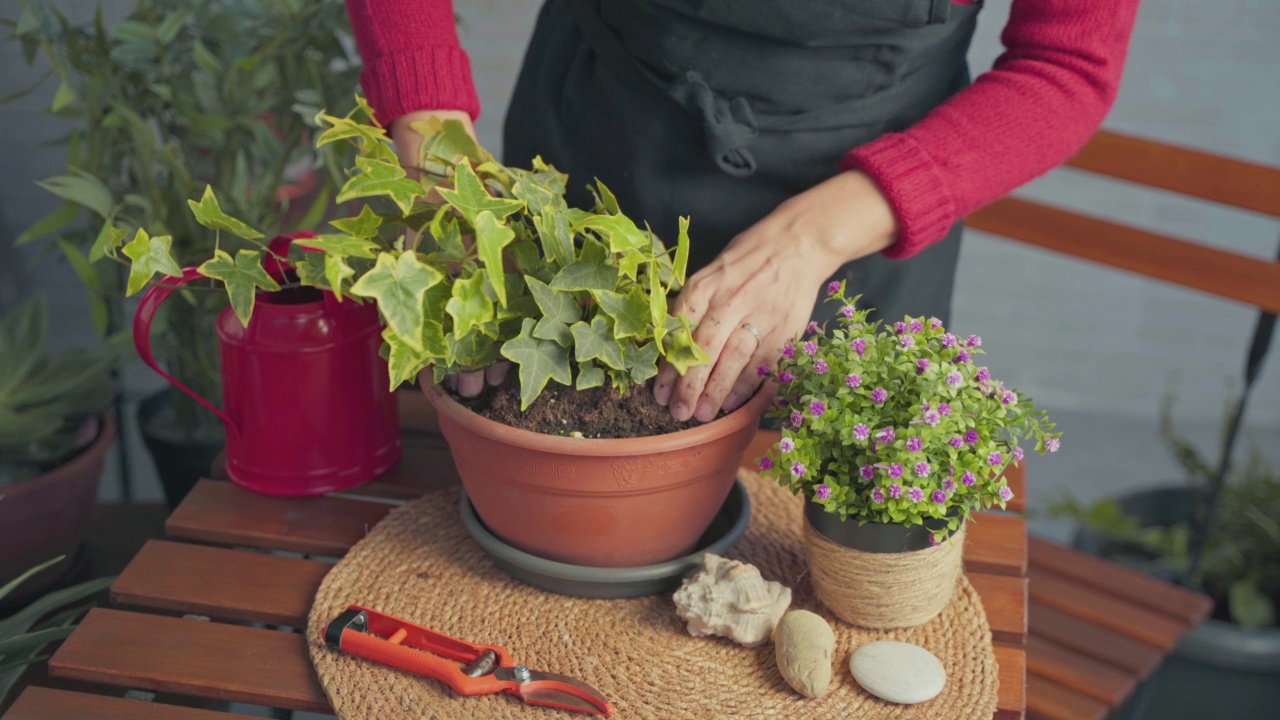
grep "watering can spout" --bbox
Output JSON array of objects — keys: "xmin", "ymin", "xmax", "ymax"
[{"xmin": 133, "ymin": 267, "xmax": 242, "ymax": 444}]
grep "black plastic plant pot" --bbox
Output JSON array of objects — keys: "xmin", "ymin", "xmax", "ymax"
[
  {"xmin": 804, "ymin": 500, "xmax": 960, "ymax": 553},
  {"xmin": 138, "ymin": 389, "xmax": 226, "ymax": 509}
]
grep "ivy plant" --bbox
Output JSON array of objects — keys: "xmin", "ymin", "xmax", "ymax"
[{"xmin": 101, "ymin": 98, "xmax": 708, "ymax": 410}]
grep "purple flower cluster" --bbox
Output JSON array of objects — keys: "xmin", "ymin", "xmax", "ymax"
[
  {"xmin": 791, "ymin": 461, "xmax": 806, "ymax": 478},
  {"xmin": 790, "ymin": 411, "xmax": 803, "ymax": 427},
  {"xmin": 876, "ymin": 426, "xmax": 895, "ymax": 444},
  {"xmin": 961, "ymin": 471, "xmax": 977, "ymax": 487},
  {"xmin": 909, "ymin": 319, "xmax": 924, "ymax": 333},
  {"xmin": 906, "ymin": 436, "xmax": 923, "ymax": 453},
  {"xmin": 758, "ymin": 457, "xmax": 773, "ymax": 471},
  {"xmin": 807, "ymin": 321, "xmax": 820, "ymax": 335},
  {"xmin": 860, "ymin": 465, "xmax": 876, "ymax": 480},
  {"xmin": 813, "ymin": 359, "xmax": 829, "ymax": 374},
  {"xmin": 908, "ymin": 487, "xmax": 924, "ymax": 503},
  {"xmin": 852, "ymin": 423, "xmax": 870, "ymax": 441},
  {"xmin": 899, "ymin": 335, "xmax": 915, "ymax": 349},
  {"xmin": 803, "ymin": 341, "xmax": 818, "ymax": 356},
  {"xmin": 779, "ymin": 437, "xmax": 794, "ymax": 453},
  {"xmin": 782, "ymin": 343, "xmax": 795, "ymax": 359},
  {"xmin": 931, "ymin": 489, "xmax": 947, "ymax": 504},
  {"xmin": 846, "ymin": 373, "xmax": 862, "ymax": 388},
  {"xmin": 840, "ymin": 305, "xmax": 856, "ymax": 319},
  {"xmin": 914, "ymin": 461, "xmax": 931, "ymax": 477},
  {"xmin": 809, "ymin": 400, "xmax": 826, "ymax": 417},
  {"xmin": 815, "ymin": 483, "xmax": 832, "ymax": 500},
  {"xmin": 851, "ymin": 338, "xmax": 866, "ymax": 356},
  {"xmin": 778, "ymin": 370, "xmax": 794, "ymax": 384},
  {"xmin": 756, "ymin": 363, "xmax": 771, "ymax": 378},
  {"xmin": 871, "ymin": 388, "xmax": 888, "ymax": 404},
  {"xmin": 917, "ymin": 359, "xmax": 930, "ymax": 375},
  {"xmin": 871, "ymin": 487, "xmax": 886, "ymax": 503},
  {"xmin": 946, "ymin": 371, "xmax": 963, "ymax": 388},
  {"xmin": 827, "ymin": 281, "xmax": 841, "ymax": 295}
]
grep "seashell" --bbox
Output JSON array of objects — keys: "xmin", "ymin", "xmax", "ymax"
[{"xmin": 672, "ymin": 553, "xmax": 792, "ymax": 647}]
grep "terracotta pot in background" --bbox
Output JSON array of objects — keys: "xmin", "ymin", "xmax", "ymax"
[
  {"xmin": 0, "ymin": 414, "xmax": 115, "ymax": 609},
  {"xmin": 422, "ymin": 375, "xmax": 771, "ymax": 567}
]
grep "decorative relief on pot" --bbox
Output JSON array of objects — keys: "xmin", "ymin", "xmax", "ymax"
[
  {"xmin": 611, "ymin": 458, "xmax": 653, "ymax": 489},
  {"xmin": 659, "ymin": 451, "xmax": 706, "ymax": 475},
  {"xmin": 507, "ymin": 457, "xmax": 576, "ymax": 478}
]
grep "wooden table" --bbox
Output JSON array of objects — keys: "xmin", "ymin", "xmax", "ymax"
[{"xmin": 6, "ymin": 407, "xmax": 1029, "ymax": 720}]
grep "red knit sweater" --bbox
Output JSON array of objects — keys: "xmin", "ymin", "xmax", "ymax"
[{"xmin": 345, "ymin": 0, "xmax": 1141, "ymax": 259}]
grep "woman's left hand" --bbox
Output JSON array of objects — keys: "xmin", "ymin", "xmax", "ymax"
[{"xmin": 652, "ymin": 170, "xmax": 899, "ymax": 422}]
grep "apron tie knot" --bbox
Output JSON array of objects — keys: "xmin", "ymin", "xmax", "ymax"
[{"xmin": 674, "ymin": 71, "xmax": 759, "ymax": 177}]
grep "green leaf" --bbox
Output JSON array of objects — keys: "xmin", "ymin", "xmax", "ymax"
[
  {"xmin": 590, "ymin": 179, "xmax": 622, "ymax": 215},
  {"xmin": 571, "ymin": 315, "xmax": 625, "ymax": 371},
  {"xmin": 0, "ymin": 626, "xmax": 75, "ymax": 657},
  {"xmin": 576, "ymin": 361, "xmax": 605, "ymax": 390},
  {"xmin": 592, "ymin": 287, "xmax": 650, "ymax": 339},
  {"xmin": 571, "ymin": 213, "xmax": 648, "ymax": 254},
  {"xmin": 430, "ymin": 214, "xmax": 468, "ymax": 263},
  {"xmin": 88, "ymin": 219, "xmax": 128, "ymax": 262},
  {"xmin": 1229, "ymin": 579, "xmax": 1276, "ymax": 629},
  {"xmin": 14, "ymin": 203, "xmax": 78, "ymax": 247},
  {"xmin": 662, "ymin": 316, "xmax": 710, "ymax": 375},
  {"xmin": 671, "ymin": 216, "xmax": 691, "ymax": 291},
  {"xmin": 616, "ymin": 248, "xmax": 644, "ymax": 281},
  {"xmin": 187, "ymin": 185, "xmax": 264, "ymax": 240},
  {"xmin": 197, "ymin": 250, "xmax": 281, "ymax": 327},
  {"xmin": 512, "ymin": 176, "xmax": 559, "ymax": 215},
  {"xmin": 350, "ymin": 252, "xmax": 445, "ymax": 351},
  {"xmin": 330, "ymin": 205, "xmax": 383, "ymax": 239},
  {"xmin": 315, "ymin": 113, "xmax": 388, "ymax": 148},
  {"xmin": 337, "ymin": 158, "xmax": 424, "ymax": 214},
  {"xmin": 296, "ymin": 233, "xmax": 379, "ymax": 259},
  {"xmin": 551, "ymin": 238, "xmax": 617, "ymax": 292},
  {"xmin": 324, "ymin": 255, "xmax": 356, "ymax": 299},
  {"xmin": 447, "ymin": 332, "xmax": 498, "ymax": 370},
  {"xmin": 35, "ymin": 170, "xmax": 113, "ymax": 219},
  {"xmin": 411, "ymin": 117, "xmax": 485, "ymax": 175},
  {"xmin": 121, "ymin": 229, "xmax": 182, "ymax": 296},
  {"xmin": 501, "ymin": 318, "xmax": 572, "ymax": 410},
  {"xmin": 54, "ymin": 238, "xmax": 107, "ymax": 334},
  {"xmin": 532, "ymin": 208, "xmax": 574, "ymax": 268},
  {"xmin": 474, "ymin": 210, "xmax": 516, "ymax": 307},
  {"xmin": 437, "ymin": 160, "xmax": 524, "ymax": 226},
  {"xmin": 446, "ymin": 272, "xmax": 495, "ymax": 339},
  {"xmin": 624, "ymin": 339, "xmax": 661, "ymax": 384},
  {"xmin": 49, "ymin": 80, "xmax": 76, "ymax": 112},
  {"xmin": 383, "ymin": 324, "xmax": 447, "ymax": 389},
  {"xmin": 0, "ymin": 297, "xmax": 47, "ymax": 400},
  {"xmin": 525, "ymin": 276, "xmax": 581, "ymax": 325},
  {"xmin": 649, "ymin": 255, "xmax": 668, "ymax": 344}
]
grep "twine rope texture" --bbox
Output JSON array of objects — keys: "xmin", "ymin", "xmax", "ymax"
[{"xmin": 307, "ymin": 469, "xmax": 999, "ymax": 719}]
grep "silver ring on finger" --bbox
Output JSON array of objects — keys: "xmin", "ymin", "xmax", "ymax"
[{"xmin": 739, "ymin": 322, "xmax": 763, "ymax": 346}]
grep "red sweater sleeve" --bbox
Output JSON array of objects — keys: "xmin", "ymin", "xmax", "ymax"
[
  {"xmin": 843, "ymin": 0, "xmax": 1142, "ymax": 259},
  {"xmin": 344, "ymin": 0, "xmax": 480, "ymax": 125}
]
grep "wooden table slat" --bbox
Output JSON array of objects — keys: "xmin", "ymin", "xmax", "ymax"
[
  {"xmin": 1025, "ymin": 672, "xmax": 1110, "ymax": 720},
  {"xmin": 48, "ymin": 608, "xmax": 1025, "ymax": 719},
  {"xmin": 168, "ymin": 479, "xmax": 1027, "ymax": 577},
  {"xmin": 968, "ymin": 573, "xmax": 1027, "ymax": 645},
  {"xmin": 5, "ymin": 687, "xmax": 261, "ymax": 720},
  {"xmin": 1025, "ymin": 635, "xmax": 1136, "ymax": 707},
  {"xmin": 47, "ymin": 608, "xmax": 331, "ymax": 714},
  {"xmin": 1028, "ymin": 567, "xmax": 1188, "ymax": 651},
  {"xmin": 1028, "ymin": 603, "xmax": 1164, "ymax": 680},
  {"xmin": 111, "ymin": 540, "xmax": 330, "ymax": 627},
  {"xmin": 1029, "ymin": 537, "xmax": 1212, "ymax": 625},
  {"xmin": 994, "ymin": 642, "xmax": 1027, "ymax": 720}
]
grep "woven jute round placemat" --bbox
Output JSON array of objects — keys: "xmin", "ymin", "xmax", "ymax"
[{"xmin": 307, "ymin": 469, "xmax": 999, "ymax": 720}]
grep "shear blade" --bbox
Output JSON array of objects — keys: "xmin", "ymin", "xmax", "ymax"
[
  {"xmin": 521, "ymin": 685, "xmax": 608, "ymax": 715},
  {"xmin": 517, "ymin": 670, "xmax": 612, "ymax": 716}
]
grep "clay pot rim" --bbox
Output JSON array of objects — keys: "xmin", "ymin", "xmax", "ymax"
[
  {"xmin": 3, "ymin": 413, "xmax": 117, "ymax": 500},
  {"xmin": 421, "ymin": 372, "xmax": 773, "ymax": 456}
]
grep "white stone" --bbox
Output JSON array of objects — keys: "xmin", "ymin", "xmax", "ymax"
[{"xmin": 849, "ymin": 640, "xmax": 946, "ymax": 705}]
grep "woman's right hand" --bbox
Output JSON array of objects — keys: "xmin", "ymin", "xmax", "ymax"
[{"xmin": 392, "ymin": 109, "xmax": 510, "ymax": 397}]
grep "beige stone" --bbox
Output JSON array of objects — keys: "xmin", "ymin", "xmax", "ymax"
[{"xmin": 773, "ymin": 610, "xmax": 835, "ymax": 698}]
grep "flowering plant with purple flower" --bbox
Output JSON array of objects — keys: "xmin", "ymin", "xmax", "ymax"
[{"xmin": 757, "ymin": 282, "xmax": 1061, "ymax": 538}]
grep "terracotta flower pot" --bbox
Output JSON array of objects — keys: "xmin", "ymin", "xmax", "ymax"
[
  {"xmin": 0, "ymin": 414, "xmax": 115, "ymax": 608},
  {"xmin": 421, "ymin": 375, "xmax": 771, "ymax": 567},
  {"xmin": 804, "ymin": 501, "xmax": 965, "ymax": 629}
]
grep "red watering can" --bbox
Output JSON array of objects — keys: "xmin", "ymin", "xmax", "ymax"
[{"xmin": 134, "ymin": 233, "xmax": 402, "ymax": 497}]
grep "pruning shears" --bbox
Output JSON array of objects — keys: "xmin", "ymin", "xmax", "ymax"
[{"xmin": 324, "ymin": 605, "xmax": 615, "ymax": 716}]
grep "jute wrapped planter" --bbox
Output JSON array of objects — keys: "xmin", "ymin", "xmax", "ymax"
[{"xmin": 804, "ymin": 502, "xmax": 965, "ymax": 629}]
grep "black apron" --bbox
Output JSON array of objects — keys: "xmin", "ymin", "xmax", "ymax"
[{"xmin": 503, "ymin": 0, "xmax": 981, "ymax": 326}]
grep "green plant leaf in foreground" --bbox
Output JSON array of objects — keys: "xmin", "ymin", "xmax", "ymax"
[
  {"xmin": 474, "ymin": 210, "xmax": 515, "ymax": 306},
  {"xmin": 437, "ymin": 160, "xmax": 525, "ymax": 226},
  {"xmin": 338, "ymin": 157, "xmax": 424, "ymax": 214},
  {"xmin": 502, "ymin": 318, "xmax": 572, "ymax": 410},
  {"xmin": 187, "ymin": 185, "xmax": 264, "ymax": 240},
  {"xmin": 551, "ymin": 238, "xmax": 617, "ymax": 292},
  {"xmin": 329, "ymin": 206, "xmax": 383, "ymax": 239},
  {"xmin": 121, "ymin": 229, "xmax": 182, "ymax": 295},
  {"xmin": 446, "ymin": 272, "xmax": 494, "ymax": 340},
  {"xmin": 592, "ymin": 287, "xmax": 650, "ymax": 339},
  {"xmin": 350, "ymin": 252, "xmax": 444, "ymax": 351},
  {"xmin": 662, "ymin": 317, "xmax": 710, "ymax": 376},
  {"xmin": 571, "ymin": 315, "xmax": 625, "ymax": 371},
  {"xmin": 197, "ymin": 249, "xmax": 281, "ymax": 326}
]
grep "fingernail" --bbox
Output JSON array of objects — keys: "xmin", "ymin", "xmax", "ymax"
[
  {"xmin": 723, "ymin": 392, "xmax": 740, "ymax": 412},
  {"xmin": 654, "ymin": 383, "xmax": 672, "ymax": 406},
  {"xmin": 671, "ymin": 402, "xmax": 690, "ymax": 421},
  {"xmin": 694, "ymin": 401, "xmax": 716, "ymax": 423}
]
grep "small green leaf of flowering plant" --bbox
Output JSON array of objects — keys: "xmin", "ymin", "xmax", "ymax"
[{"xmin": 755, "ymin": 284, "xmax": 1062, "ymax": 538}]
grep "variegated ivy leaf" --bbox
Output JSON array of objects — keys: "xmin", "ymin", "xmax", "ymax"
[
  {"xmin": 576, "ymin": 360, "xmax": 605, "ymax": 390},
  {"xmin": 661, "ymin": 316, "xmax": 710, "ymax": 376},
  {"xmin": 382, "ymin": 322, "xmax": 448, "ymax": 389},
  {"xmin": 474, "ymin": 210, "xmax": 516, "ymax": 306},
  {"xmin": 187, "ymin": 185, "xmax": 264, "ymax": 240},
  {"xmin": 551, "ymin": 237, "xmax": 617, "ymax": 292},
  {"xmin": 671, "ymin": 216, "xmax": 691, "ymax": 291},
  {"xmin": 524, "ymin": 275, "xmax": 579, "ymax": 348},
  {"xmin": 295, "ymin": 252, "xmax": 329, "ymax": 289},
  {"xmin": 330, "ymin": 206, "xmax": 383, "ymax": 239},
  {"xmin": 589, "ymin": 179, "xmax": 622, "ymax": 215},
  {"xmin": 338, "ymin": 157, "xmax": 424, "ymax": 214},
  {"xmin": 448, "ymin": 331, "xmax": 498, "ymax": 371},
  {"xmin": 325, "ymin": 255, "xmax": 356, "ymax": 299},
  {"xmin": 410, "ymin": 117, "xmax": 486, "ymax": 177},
  {"xmin": 571, "ymin": 315, "xmax": 625, "ymax": 371},
  {"xmin": 446, "ymin": 272, "xmax": 494, "ymax": 339},
  {"xmin": 592, "ymin": 287, "xmax": 650, "ymax": 339},
  {"xmin": 437, "ymin": 159, "xmax": 524, "ymax": 227},
  {"xmin": 616, "ymin": 249, "xmax": 644, "ymax": 281},
  {"xmin": 90, "ymin": 221, "xmax": 129, "ymax": 262},
  {"xmin": 296, "ymin": 233, "xmax": 379, "ymax": 259},
  {"xmin": 315, "ymin": 113, "xmax": 389, "ymax": 148},
  {"xmin": 430, "ymin": 213, "xmax": 468, "ymax": 263},
  {"xmin": 197, "ymin": 249, "xmax": 282, "ymax": 326},
  {"xmin": 532, "ymin": 208, "xmax": 574, "ymax": 268},
  {"xmin": 571, "ymin": 213, "xmax": 648, "ymax": 254},
  {"xmin": 349, "ymin": 252, "xmax": 444, "ymax": 351},
  {"xmin": 501, "ymin": 318, "xmax": 573, "ymax": 411},
  {"xmin": 121, "ymin": 229, "xmax": 182, "ymax": 296},
  {"xmin": 624, "ymin": 339, "xmax": 661, "ymax": 384},
  {"xmin": 649, "ymin": 256, "xmax": 668, "ymax": 345}
]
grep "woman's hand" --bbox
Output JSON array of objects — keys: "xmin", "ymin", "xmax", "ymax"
[
  {"xmin": 392, "ymin": 110, "xmax": 510, "ymax": 397},
  {"xmin": 652, "ymin": 170, "xmax": 900, "ymax": 422}
]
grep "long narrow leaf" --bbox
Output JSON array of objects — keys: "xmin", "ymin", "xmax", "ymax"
[
  {"xmin": 0, "ymin": 576, "xmax": 114, "ymax": 641},
  {"xmin": 0, "ymin": 556, "xmax": 63, "ymax": 605},
  {"xmin": 0, "ymin": 625, "xmax": 75, "ymax": 656}
]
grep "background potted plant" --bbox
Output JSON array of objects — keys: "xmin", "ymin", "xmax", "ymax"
[
  {"xmin": 759, "ymin": 285, "xmax": 1060, "ymax": 628},
  {"xmin": 0, "ymin": 296, "xmax": 125, "ymax": 608},
  {"xmin": 3, "ymin": 0, "xmax": 361, "ymax": 506},
  {"xmin": 107, "ymin": 98, "xmax": 772, "ymax": 569}
]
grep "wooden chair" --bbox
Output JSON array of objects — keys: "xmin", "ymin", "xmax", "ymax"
[{"xmin": 968, "ymin": 130, "xmax": 1280, "ymax": 720}]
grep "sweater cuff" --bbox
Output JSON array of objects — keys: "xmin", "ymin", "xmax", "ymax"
[
  {"xmin": 359, "ymin": 45, "xmax": 481, "ymax": 127},
  {"xmin": 841, "ymin": 134, "xmax": 957, "ymax": 260}
]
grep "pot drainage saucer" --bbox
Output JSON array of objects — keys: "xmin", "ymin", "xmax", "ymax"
[{"xmin": 459, "ymin": 478, "xmax": 750, "ymax": 599}]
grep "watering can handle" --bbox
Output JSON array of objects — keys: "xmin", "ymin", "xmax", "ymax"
[{"xmin": 133, "ymin": 267, "xmax": 238, "ymax": 440}]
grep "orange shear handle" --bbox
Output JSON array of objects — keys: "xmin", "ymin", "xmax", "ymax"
[{"xmin": 338, "ymin": 629, "xmax": 509, "ymax": 696}]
